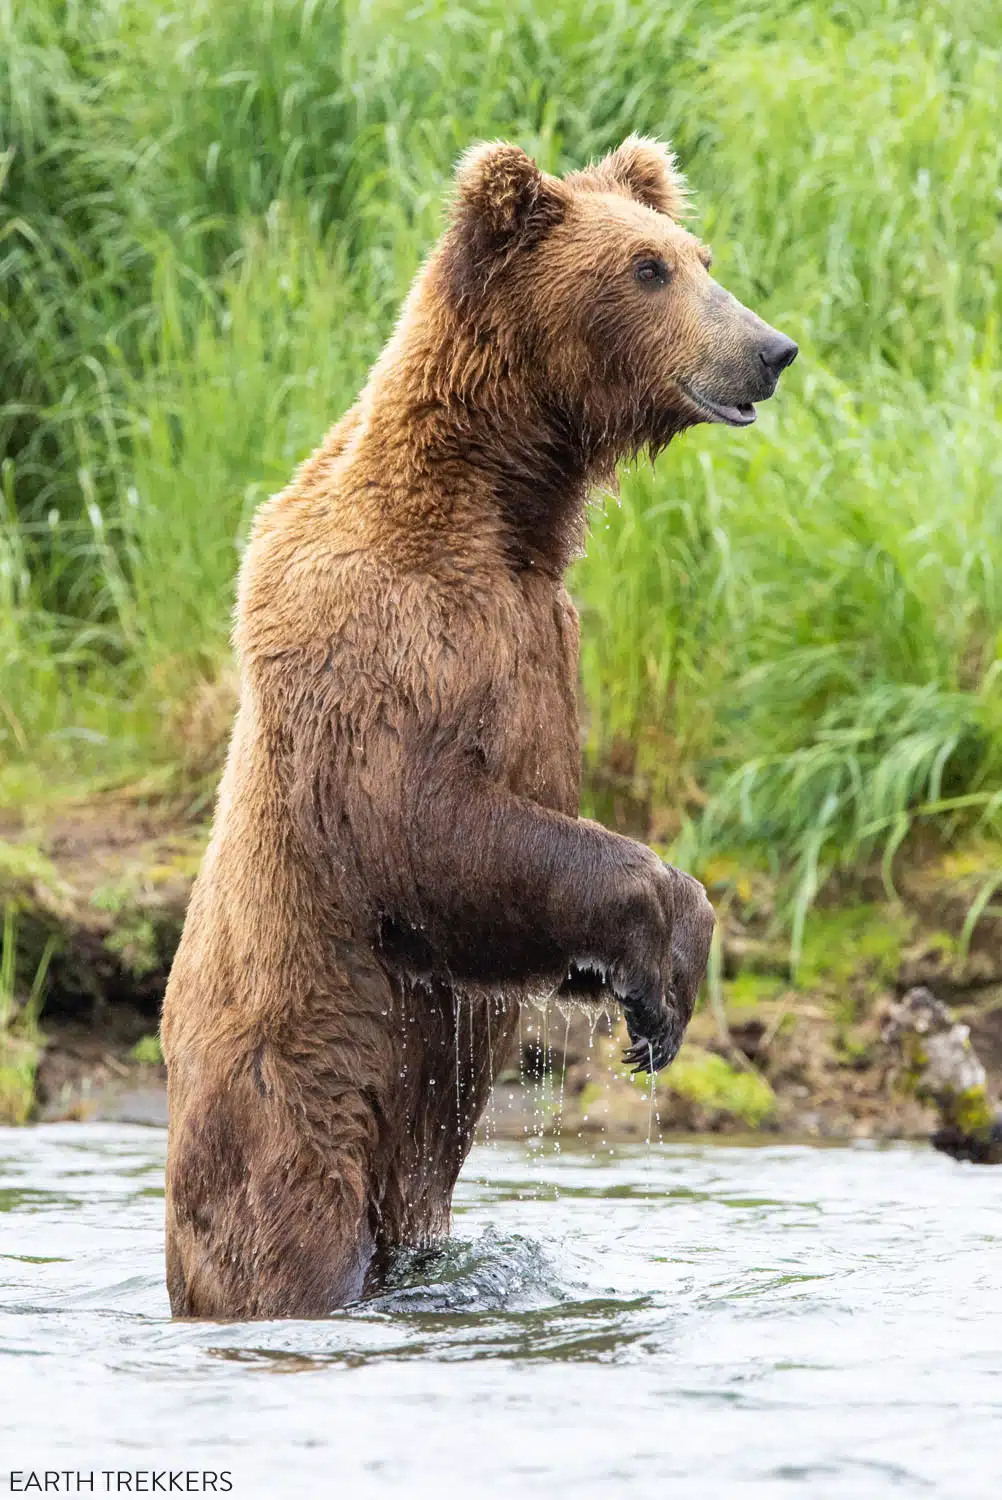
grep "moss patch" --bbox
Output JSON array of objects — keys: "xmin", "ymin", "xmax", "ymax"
[
  {"xmin": 664, "ymin": 1046, "xmax": 776, "ymax": 1128},
  {"xmin": 92, "ymin": 884, "xmax": 161, "ymax": 978},
  {"xmin": 797, "ymin": 903, "xmax": 912, "ymax": 989},
  {"xmin": 0, "ymin": 839, "xmax": 62, "ymax": 889},
  {"xmin": 724, "ymin": 970, "xmax": 786, "ymax": 1015},
  {"xmin": 130, "ymin": 1033, "xmax": 164, "ymax": 1065},
  {"xmin": 948, "ymin": 1085, "xmax": 997, "ymax": 1138}
]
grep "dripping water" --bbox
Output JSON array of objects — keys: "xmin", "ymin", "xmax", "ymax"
[
  {"xmin": 483, "ymin": 993, "xmax": 495, "ymax": 1151},
  {"xmin": 453, "ymin": 990, "xmax": 463, "ymax": 1129},
  {"xmin": 553, "ymin": 1001, "xmax": 572, "ymax": 1148}
]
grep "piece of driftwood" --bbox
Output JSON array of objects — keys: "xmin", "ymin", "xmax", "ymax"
[{"xmin": 882, "ymin": 986, "xmax": 1002, "ymax": 1164}]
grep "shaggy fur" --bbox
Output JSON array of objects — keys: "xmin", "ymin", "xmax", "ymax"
[{"xmin": 162, "ymin": 137, "xmax": 796, "ymax": 1319}]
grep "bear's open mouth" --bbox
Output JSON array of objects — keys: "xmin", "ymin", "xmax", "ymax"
[{"xmin": 679, "ymin": 381, "xmax": 757, "ymax": 428}]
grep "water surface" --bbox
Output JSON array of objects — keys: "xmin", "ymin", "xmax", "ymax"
[{"xmin": 1, "ymin": 1126, "xmax": 1000, "ymax": 1497}]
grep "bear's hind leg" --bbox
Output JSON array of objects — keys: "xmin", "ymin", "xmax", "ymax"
[{"xmin": 166, "ymin": 1068, "xmax": 379, "ymax": 1319}]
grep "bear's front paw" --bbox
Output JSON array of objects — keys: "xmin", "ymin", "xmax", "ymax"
[
  {"xmin": 620, "ymin": 983, "xmax": 683, "ymax": 1075},
  {"xmin": 595, "ymin": 851, "xmax": 714, "ymax": 1076},
  {"xmin": 613, "ymin": 863, "xmax": 715, "ymax": 1075}
]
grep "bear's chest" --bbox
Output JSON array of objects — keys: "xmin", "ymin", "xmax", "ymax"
[{"xmin": 486, "ymin": 577, "xmax": 581, "ymax": 816}]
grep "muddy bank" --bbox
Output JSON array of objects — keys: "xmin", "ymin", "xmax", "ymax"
[{"xmin": 2, "ymin": 802, "xmax": 1001, "ymax": 1139}]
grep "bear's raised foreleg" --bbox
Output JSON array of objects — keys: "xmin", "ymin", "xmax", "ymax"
[{"xmin": 369, "ymin": 765, "xmax": 715, "ymax": 1075}]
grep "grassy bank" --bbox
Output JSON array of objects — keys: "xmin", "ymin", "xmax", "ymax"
[{"xmin": 2, "ymin": 0, "xmax": 1002, "ymax": 943}]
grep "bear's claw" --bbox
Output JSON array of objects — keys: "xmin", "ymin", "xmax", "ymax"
[
  {"xmin": 620, "ymin": 1001, "xmax": 680, "ymax": 1075},
  {"xmin": 622, "ymin": 1037, "xmax": 655, "ymax": 1073},
  {"xmin": 622, "ymin": 1034, "xmax": 675, "ymax": 1075}
]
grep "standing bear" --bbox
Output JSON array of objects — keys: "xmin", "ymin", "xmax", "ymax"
[{"xmin": 162, "ymin": 136, "xmax": 797, "ymax": 1319}]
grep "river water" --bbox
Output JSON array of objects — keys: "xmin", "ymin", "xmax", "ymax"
[{"xmin": 1, "ymin": 1125, "xmax": 1000, "ymax": 1498}]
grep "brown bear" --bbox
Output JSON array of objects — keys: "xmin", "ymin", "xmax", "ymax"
[{"xmin": 161, "ymin": 136, "xmax": 797, "ymax": 1319}]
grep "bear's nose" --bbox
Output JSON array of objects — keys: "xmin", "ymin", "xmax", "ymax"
[{"xmin": 759, "ymin": 333, "xmax": 799, "ymax": 377}]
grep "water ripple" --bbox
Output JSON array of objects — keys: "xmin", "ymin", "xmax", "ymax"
[{"xmin": 0, "ymin": 1126, "xmax": 1000, "ymax": 1497}]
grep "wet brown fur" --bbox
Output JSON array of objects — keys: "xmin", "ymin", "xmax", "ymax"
[{"xmin": 163, "ymin": 137, "xmax": 794, "ymax": 1319}]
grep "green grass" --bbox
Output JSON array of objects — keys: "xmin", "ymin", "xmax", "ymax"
[
  {"xmin": 1, "ymin": 0, "xmax": 1001, "ymax": 921},
  {"xmin": 0, "ymin": 906, "xmax": 54, "ymax": 1124}
]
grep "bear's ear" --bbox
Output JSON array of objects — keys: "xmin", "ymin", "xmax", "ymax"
[
  {"xmin": 574, "ymin": 135, "xmax": 689, "ymax": 220},
  {"xmin": 452, "ymin": 142, "xmax": 567, "ymax": 263}
]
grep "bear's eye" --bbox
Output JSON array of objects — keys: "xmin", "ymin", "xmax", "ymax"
[{"xmin": 634, "ymin": 257, "xmax": 670, "ymax": 289}]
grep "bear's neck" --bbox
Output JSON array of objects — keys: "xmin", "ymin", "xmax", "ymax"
[{"xmin": 352, "ymin": 324, "xmax": 609, "ymax": 576}]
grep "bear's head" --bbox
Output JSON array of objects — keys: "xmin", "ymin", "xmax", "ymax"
[{"xmin": 439, "ymin": 136, "xmax": 797, "ymax": 459}]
